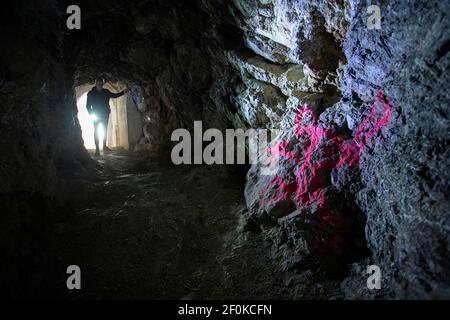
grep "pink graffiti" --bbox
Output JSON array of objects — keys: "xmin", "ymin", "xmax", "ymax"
[
  {"xmin": 293, "ymin": 106, "xmax": 338, "ymax": 208},
  {"xmin": 259, "ymin": 91, "xmax": 393, "ymax": 253},
  {"xmin": 336, "ymin": 90, "xmax": 393, "ymax": 168},
  {"xmin": 268, "ymin": 140, "xmax": 297, "ymax": 163}
]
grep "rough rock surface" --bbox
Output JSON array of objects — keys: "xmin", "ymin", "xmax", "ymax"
[
  {"xmin": 234, "ymin": 0, "xmax": 450, "ymax": 299},
  {"xmin": 340, "ymin": 1, "xmax": 450, "ymax": 298}
]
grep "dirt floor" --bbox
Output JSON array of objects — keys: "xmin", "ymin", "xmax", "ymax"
[{"xmin": 46, "ymin": 150, "xmax": 292, "ymax": 299}]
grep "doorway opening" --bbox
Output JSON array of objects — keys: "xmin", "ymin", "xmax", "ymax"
[{"xmin": 75, "ymin": 82, "xmax": 143, "ymax": 152}]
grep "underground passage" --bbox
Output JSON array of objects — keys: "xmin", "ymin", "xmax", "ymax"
[{"xmin": 0, "ymin": 0, "xmax": 449, "ymax": 301}]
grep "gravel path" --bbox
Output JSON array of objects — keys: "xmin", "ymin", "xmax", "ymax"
[{"xmin": 47, "ymin": 151, "xmax": 290, "ymax": 299}]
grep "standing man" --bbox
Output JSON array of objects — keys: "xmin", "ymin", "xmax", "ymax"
[{"xmin": 86, "ymin": 78, "xmax": 129, "ymax": 155}]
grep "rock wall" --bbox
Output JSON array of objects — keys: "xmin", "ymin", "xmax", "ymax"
[
  {"xmin": 227, "ymin": 0, "xmax": 450, "ymax": 298},
  {"xmin": 341, "ymin": 0, "xmax": 450, "ymax": 299},
  {"xmin": 0, "ymin": 0, "xmax": 94, "ymax": 297}
]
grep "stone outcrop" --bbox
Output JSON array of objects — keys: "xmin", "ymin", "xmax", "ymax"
[{"xmin": 230, "ymin": 0, "xmax": 450, "ymax": 298}]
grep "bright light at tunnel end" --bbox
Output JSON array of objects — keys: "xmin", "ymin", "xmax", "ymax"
[
  {"xmin": 77, "ymin": 92, "xmax": 105, "ymax": 152},
  {"xmin": 98, "ymin": 123, "xmax": 105, "ymax": 151}
]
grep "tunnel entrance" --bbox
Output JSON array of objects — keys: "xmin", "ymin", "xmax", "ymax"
[{"xmin": 75, "ymin": 82, "xmax": 143, "ymax": 151}]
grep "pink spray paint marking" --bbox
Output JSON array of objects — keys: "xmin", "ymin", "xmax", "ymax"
[
  {"xmin": 293, "ymin": 106, "xmax": 337, "ymax": 208},
  {"xmin": 259, "ymin": 91, "xmax": 393, "ymax": 253},
  {"xmin": 268, "ymin": 140, "xmax": 297, "ymax": 164},
  {"xmin": 336, "ymin": 90, "xmax": 393, "ymax": 168}
]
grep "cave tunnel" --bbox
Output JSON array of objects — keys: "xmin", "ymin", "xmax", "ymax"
[{"xmin": 0, "ymin": 0, "xmax": 449, "ymax": 303}]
